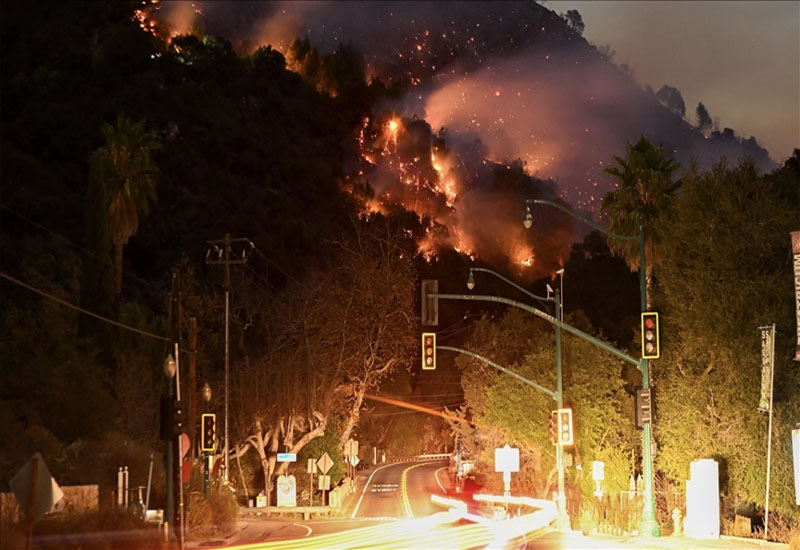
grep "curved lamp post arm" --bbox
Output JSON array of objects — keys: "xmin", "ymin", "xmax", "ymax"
[
  {"xmin": 526, "ymin": 198, "xmax": 639, "ymax": 242},
  {"xmin": 469, "ymin": 267, "xmax": 551, "ymax": 309}
]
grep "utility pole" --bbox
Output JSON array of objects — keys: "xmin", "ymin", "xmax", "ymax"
[
  {"xmin": 205, "ymin": 234, "xmax": 250, "ymax": 483},
  {"xmin": 173, "ymin": 268, "xmax": 185, "ymax": 550},
  {"xmin": 188, "ymin": 318, "xmax": 197, "ymax": 458}
]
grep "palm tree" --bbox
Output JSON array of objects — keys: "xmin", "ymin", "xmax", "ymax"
[
  {"xmin": 89, "ymin": 113, "xmax": 160, "ymax": 310},
  {"xmin": 601, "ymin": 137, "xmax": 680, "ymax": 305}
]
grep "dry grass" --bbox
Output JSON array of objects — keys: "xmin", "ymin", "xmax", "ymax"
[
  {"xmin": 1, "ymin": 509, "xmax": 162, "ymax": 550},
  {"xmin": 185, "ymin": 487, "xmax": 238, "ymax": 539},
  {"xmin": 722, "ymin": 514, "xmax": 800, "ymax": 546}
]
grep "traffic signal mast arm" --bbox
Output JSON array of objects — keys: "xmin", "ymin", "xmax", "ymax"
[
  {"xmin": 433, "ymin": 292, "xmax": 640, "ymax": 367},
  {"xmin": 437, "ymin": 345, "xmax": 557, "ymax": 400}
]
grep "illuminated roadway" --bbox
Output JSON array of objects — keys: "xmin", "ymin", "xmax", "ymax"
[
  {"xmin": 222, "ymin": 458, "xmax": 560, "ymax": 549},
  {"xmin": 351, "ymin": 459, "xmax": 448, "ymax": 519}
]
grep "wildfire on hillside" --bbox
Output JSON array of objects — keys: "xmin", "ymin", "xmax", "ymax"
[
  {"xmin": 134, "ymin": 2, "xmax": 575, "ymax": 278},
  {"xmin": 345, "ymin": 113, "xmax": 568, "ymax": 277}
]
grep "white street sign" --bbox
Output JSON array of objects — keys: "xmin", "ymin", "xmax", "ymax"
[{"xmin": 494, "ymin": 444, "xmax": 519, "ymax": 473}]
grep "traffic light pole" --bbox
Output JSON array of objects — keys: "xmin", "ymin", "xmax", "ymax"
[
  {"xmin": 638, "ymin": 230, "xmax": 659, "ymax": 537},
  {"xmin": 527, "ymin": 199, "xmax": 660, "ymax": 536},
  {"xmin": 204, "ymin": 403, "xmax": 210, "ymax": 500}
]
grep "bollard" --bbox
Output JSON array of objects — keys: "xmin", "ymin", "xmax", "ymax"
[{"xmin": 672, "ymin": 508, "xmax": 682, "ymax": 537}]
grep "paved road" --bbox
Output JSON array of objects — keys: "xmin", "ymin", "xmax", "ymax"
[{"xmin": 352, "ymin": 459, "xmax": 449, "ymax": 519}]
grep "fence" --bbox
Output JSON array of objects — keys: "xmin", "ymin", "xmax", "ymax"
[{"xmin": 590, "ymin": 489, "xmax": 684, "ymax": 535}]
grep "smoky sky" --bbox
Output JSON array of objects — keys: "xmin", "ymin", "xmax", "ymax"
[
  {"xmin": 548, "ymin": 0, "xmax": 800, "ymax": 162},
  {"xmin": 153, "ymin": 1, "xmax": 777, "ymax": 206},
  {"xmin": 147, "ymin": 1, "xmax": 780, "ymax": 275}
]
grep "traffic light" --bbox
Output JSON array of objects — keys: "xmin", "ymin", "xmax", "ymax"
[
  {"xmin": 636, "ymin": 388, "xmax": 652, "ymax": 428},
  {"xmin": 172, "ymin": 400, "xmax": 186, "ymax": 437},
  {"xmin": 549, "ymin": 411, "xmax": 558, "ymax": 445},
  {"xmin": 159, "ymin": 398, "xmax": 187, "ymax": 439},
  {"xmin": 422, "ymin": 332, "xmax": 436, "ymax": 370},
  {"xmin": 201, "ymin": 413, "xmax": 217, "ymax": 452},
  {"xmin": 557, "ymin": 408, "xmax": 574, "ymax": 446},
  {"xmin": 641, "ymin": 312, "xmax": 660, "ymax": 359},
  {"xmin": 421, "ymin": 280, "xmax": 439, "ymax": 326}
]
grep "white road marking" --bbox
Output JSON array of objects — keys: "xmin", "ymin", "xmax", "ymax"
[
  {"xmin": 434, "ymin": 466, "xmax": 448, "ymax": 493},
  {"xmin": 289, "ymin": 522, "xmax": 312, "ymax": 537},
  {"xmin": 351, "ymin": 462, "xmax": 402, "ymax": 519}
]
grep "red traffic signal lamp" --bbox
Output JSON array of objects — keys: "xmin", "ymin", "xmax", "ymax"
[
  {"xmin": 641, "ymin": 312, "xmax": 660, "ymax": 359},
  {"xmin": 557, "ymin": 408, "xmax": 574, "ymax": 446},
  {"xmin": 422, "ymin": 332, "xmax": 436, "ymax": 370},
  {"xmin": 201, "ymin": 413, "xmax": 217, "ymax": 452}
]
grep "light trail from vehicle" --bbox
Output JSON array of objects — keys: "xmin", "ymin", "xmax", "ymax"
[{"xmin": 224, "ymin": 495, "xmax": 556, "ymax": 550}]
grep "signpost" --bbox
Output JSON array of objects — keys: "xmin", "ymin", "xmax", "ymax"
[
  {"xmin": 307, "ymin": 459, "xmax": 317, "ymax": 505},
  {"xmin": 592, "ymin": 461, "xmax": 605, "ymax": 497},
  {"xmin": 9, "ymin": 453, "xmax": 63, "ymax": 550},
  {"xmin": 317, "ymin": 453, "xmax": 333, "ymax": 505},
  {"xmin": 494, "ymin": 444, "xmax": 519, "ymax": 497}
]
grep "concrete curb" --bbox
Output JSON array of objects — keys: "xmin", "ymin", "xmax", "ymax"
[{"xmin": 719, "ymin": 534, "xmax": 789, "ymax": 549}]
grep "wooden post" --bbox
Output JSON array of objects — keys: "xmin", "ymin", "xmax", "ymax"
[
  {"xmin": 25, "ymin": 456, "xmax": 39, "ymax": 550},
  {"xmin": 188, "ymin": 317, "xmax": 197, "ymax": 457}
]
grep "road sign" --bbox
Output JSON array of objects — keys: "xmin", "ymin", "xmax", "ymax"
[
  {"xmin": 9, "ymin": 453, "xmax": 63, "ymax": 524},
  {"xmin": 318, "ymin": 475, "xmax": 331, "ymax": 491},
  {"xmin": 345, "ymin": 439, "xmax": 359, "ymax": 458},
  {"xmin": 307, "ymin": 458, "xmax": 317, "ymax": 474},
  {"xmin": 494, "ymin": 444, "xmax": 519, "ymax": 473},
  {"xmin": 351, "ymin": 455, "xmax": 360, "ymax": 467},
  {"xmin": 317, "ymin": 452, "xmax": 333, "ymax": 475},
  {"xmin": 277, "ymin": 453, "xmax": 297, "ymax": 462},
  {"xmin": 276, "ymin": 474, "xmax": 296, "ymax": 507}
]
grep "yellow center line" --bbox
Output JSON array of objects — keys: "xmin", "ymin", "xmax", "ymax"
[{"xmin": 401, "ymin": 463, "xmax": 426, "ymax": 517}]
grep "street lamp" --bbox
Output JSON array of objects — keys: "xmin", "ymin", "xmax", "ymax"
[
  {"xmin": 163, "ymin": 355, "xmax": 176, "ymax": 542},
  {"xmin": 202, "ymin": 383, "xmax": 212, "ymax": 500},
  {"xmin": 525, "ymin": 198, "xmax": 660, "ymax": 537},
  {"xmin": 467, "ymin": 267, "xmax": 569, "ymax": 530}
]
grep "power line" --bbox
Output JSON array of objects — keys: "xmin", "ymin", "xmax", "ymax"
[
  {"xmin": 0, "ymin": 271, "xmax": 170, "ymax": 342},
  {"xmin": 250, "ymin": 245, "xmax": 301, "ymax": 285},
  {"xmin": 241, "ymin": 263, "xmax": 281, "ymax": 294},
  {"xmin": 0, "ymin": 203, "xmax": 162, "ymax": 293}
]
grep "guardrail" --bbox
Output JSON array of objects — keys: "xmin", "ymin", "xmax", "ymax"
[
  {"xmin": 240, "ymin": 505, "xmax": 332, "ymax": 520},
  {"xmin": 389, "ymin": 453, "xmax": 452, "ymax": 462}
]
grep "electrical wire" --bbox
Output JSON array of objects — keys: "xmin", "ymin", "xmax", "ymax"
[
  {"xmin": 0, "ymin": 271, "xmax": 170, "ymax": 342},
  {"xmin": 250, "ymin": 245, "xmax": 302, "ymax": 285},
  {"xmin": 0, "ymin": 203, "xmax": 162, "ymax": 293}
]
